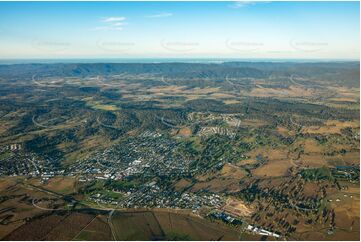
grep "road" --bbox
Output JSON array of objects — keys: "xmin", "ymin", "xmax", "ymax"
[
  {"xmin": 289, "ymin": 74, "xmax": 304, "ymax": 87},
  {"xmin": 31, "ymin": 198, "xmax": 64, "ymax": 211},
  {"xmin": 32, "ymin": 115, "xmax": 49, "ymax": 128},
  {"xmin": 96, "ymin": 116, "xmax": 122, "ymax": 130},
  {"xmin": 32, "ymin": 74, "xmax": 61, "ymax": 88}
]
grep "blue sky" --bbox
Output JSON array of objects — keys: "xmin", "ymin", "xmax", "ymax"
[{"xmin": 0, "ymin": 1, "xmax": 359, "ymax": 60}]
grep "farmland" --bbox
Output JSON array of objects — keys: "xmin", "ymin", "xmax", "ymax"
[{"xmin": 110, "ymin": 209, "xmax": 241, "ymax": 241}]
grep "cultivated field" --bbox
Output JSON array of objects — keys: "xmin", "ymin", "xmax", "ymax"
[{"xmin": 111, "ymin": 209, "xmax": 241, "ymax": 240}]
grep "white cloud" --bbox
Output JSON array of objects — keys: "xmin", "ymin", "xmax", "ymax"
[
  {"xmin": 101, "ymin": 16, "xmax": 126, "ymax": 22},
  {"xmin": 112, "ymin": 22, "xmax": 126, "ymax": 27},
  {"xmin": 113, "ymin": 27, "xmax": 123, "ymax": 31},
  {"xmin": 229, "ymin": 1, "xmax": 267, "ymax": 9},
  {"xmin": 91, "ymin": 26, "xmax": 123, "ymax": 32},
  {"xmin": 93, "ymin": 16, "xmax": 126, "ymax": 32},
  {"xmin": 146, "ymin": 12, "xmax": 173, "ymax": 18}
]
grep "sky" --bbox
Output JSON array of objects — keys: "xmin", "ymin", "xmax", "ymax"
[{"xmin": 0, "ymin": 1, "xmax": 359, "ymax": 60}]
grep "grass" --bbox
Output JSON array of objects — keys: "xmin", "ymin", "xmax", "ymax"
[
  {"xmin": 93, "ymin": 104, "xmax": 119, "ymax": 111},
  {"xmin": 42, "ymin": 177, "xmax": 77, "ymax": 195},
  {"xmin": 300, "ymin": 167, "xmax": 333, "ymax": 181},
  {"xmin": 84, "ymin": 98, "xmax": 119, "ymax": 111},
  {"xmin": 0, "ymin": 150, "xmax": 12, "ymax": 160}
]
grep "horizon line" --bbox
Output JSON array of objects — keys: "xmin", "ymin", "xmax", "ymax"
[{"xmin": 0, "ymin": 57, "xmax": 359, "ymax": 65}]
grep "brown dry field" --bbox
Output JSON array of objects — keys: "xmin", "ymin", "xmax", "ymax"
[
  {"xmin": 153, "ymin": 210, "xmax": 241, "ymax": 240},
  {"xmin": 249, "ymin": 85, "xmax": 317, "ymax": 98},
  {"xmin": 173, "ymin": 178, "xmax": 193, "ymax": 192},
  {"xmin": 302, "ymin": 120, "xmax": 359, "ymax": 135},
  {"xmin": 336, "ymin": 152, "xmax": 360, "ymax": 165},
  {"xmin": 0, "ymin": 222, "xmax": 24, "ymax": 241},
  {"xmin": 328, "ymin": 186, "xmax": 360, "ymax": 228},
  {"xmin": 191, "ymin": 163, "xmax": 249, "ymax": 193},
  {"xmin": 44, "ymin": 212, "xmax": 96, "ymax": 240},
  {"xmin": 4, "ymin": 212, "xmax": 110, "ymax": 241},
  {"xmin": 191, "ymin": 177, "xmax": 241, "ymax": 193},
  {"xmin": 209, "ymin": 92, "xmax": 238, "ymax": 99},
  {"xmin": 301, "ymin": 139, "xmax": 325, "ymax": 154},
  {"xmin": 4, "ymin": 214, "xmax": 66, "ymax": 240},
  {"xmin": 0, "ymin": 177, "xmax": 17, "ymax": 190},
  {"xmin": 27, "ymin": 176, "xmax": 78, "ymax": 195},
  {"xmin": 219, "ymin": 163, "xmax": 247, "ymax": 180},
  {"xmin": 177, "ymin": 127, "xmax": 192, "ymax": 137},
  {"xmin": 253, "ymin": 159, "xmax": 292, "ymax": 177},
  {"xmin": 43, "ymin": 177, "xmax": 77, "ymax": 194},
  {"xmin": 0, "ymin": 178, "xmax": 59, "ymax": 239},
  {"xmin": 246, "ymin": 147, "xmax": 293, "ymax": 177},
  {"xmin": 111, "ymin": 210, "xmax": 163, "ymax": 241},
  {"xmin": 328, "ymin": 87, "xmax": 360, "ymax": 100},
  {"xmin": 137, "ymin": 85, "xmax": 241, "ymax": 104},
  {"xmin": 195, "ymin": 172, "xmax": 213, "ymax": 182},
  {"xmin": 223, "ymin": 99, "xmax": 241, "ymax": 104},
  {"xmin": 299, "ymin": 154, "xmax": 329, "ymax": 168},
  {"xmin": 73, "ymin": 215, "xmax": 114, "ymax": 241},
  {"xmin": 301, "ymin": 182, "xmax": 321, "ymax": 197},
  {"xmin": 114, "ymin": 82, "xmax": 239, "ymax": 107},
  {"xmin": 93, "ymin": 104, "xmax": 119, "ymax": 111},
  {"xmin": 187, "ymin": 87, "xmax": 221, "ymax": 94},
  {"xmin": 277, "ymin": 126, "xmax": 296, "ymax": 136},
  {"xmin": 0, "ymin": 122, "xmax": 14, "ymax": 136},
  {"xmin": 147, "ymin": 85, "xmax": 189, "ymax": 94},
  {"xmin": 289, "ymin": 138, "xmax": 342, "ymax": 168},
  {"xmin": 327, "ymin": 229, "xmax": 360, "ymax": 241},
  {"xmin": 237, "ymin": 158, "xmax": 257, "ymax": 165},
  {"xmin": 239, "ymin": 147, "xmax": 285, "ymax": 167},
  {"xmin": 248, "ymin": 178, "xmax": 359, "ymax": 241},
  {"xmin": 194, "ymin": 174, "xmax": 239, "ymax": 193},
  {"xmin": 297, "ymin": 189, "xmax": 360, "ymax": 241}
]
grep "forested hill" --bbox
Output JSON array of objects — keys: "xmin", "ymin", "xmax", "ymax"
[{"xmin": 0, "ymin": 61, "xmax": 359, "ymax": 87}]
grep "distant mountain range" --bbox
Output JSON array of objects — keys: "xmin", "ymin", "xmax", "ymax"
[{"xmin": 0, "ymin": 61, "xmax": 359, "ymax": 87}]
